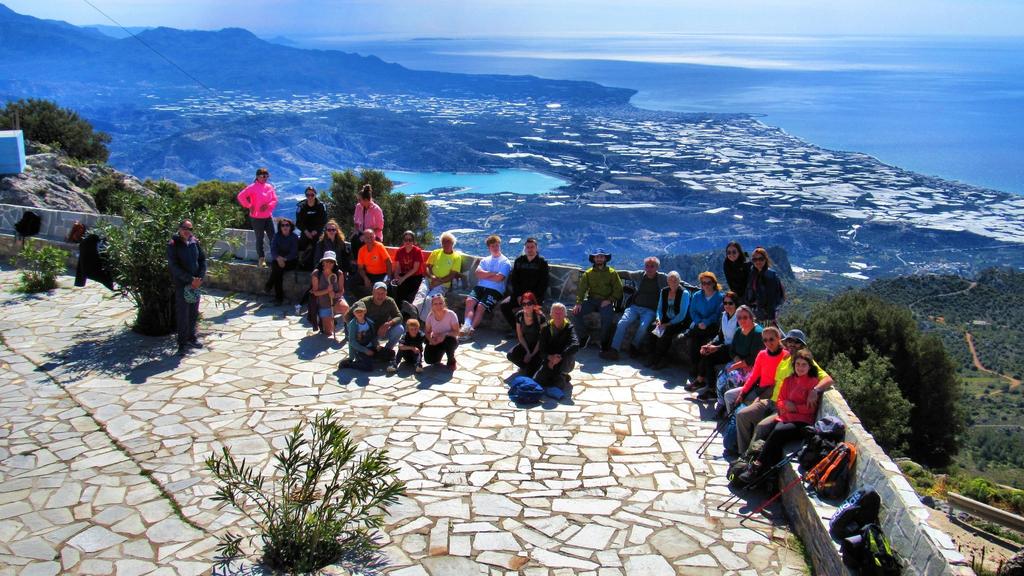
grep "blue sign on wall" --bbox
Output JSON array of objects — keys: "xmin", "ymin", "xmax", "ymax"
[{"xmin": 0, "ymin": 130, "xmax": 26, "ymax": 175}]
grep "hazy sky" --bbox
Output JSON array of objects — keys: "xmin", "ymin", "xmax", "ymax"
[{"xmin": 6, "ymin": 0, "xmax": 1024, "ymax": 38}]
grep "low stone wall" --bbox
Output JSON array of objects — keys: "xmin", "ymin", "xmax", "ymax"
[{"xmin": 782, "ymin": 389, "xmax": 974, "ymax": 576}]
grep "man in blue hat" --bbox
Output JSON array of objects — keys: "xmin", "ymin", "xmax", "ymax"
[{"xmin": 571, "ymin": 249, "xmax": 622, "ymax": 352}]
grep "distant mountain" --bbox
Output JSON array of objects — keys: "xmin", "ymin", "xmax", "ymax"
[
  {"xmin": 84, "ymin": 24, "xmax": 152, "ymax": 39},
  {"xmin": 0, "ymin": 4, "xmax": 634, "ymax": 106}
]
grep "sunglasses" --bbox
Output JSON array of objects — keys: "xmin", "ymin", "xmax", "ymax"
[
  {"xmin": 700, "ymin": 280, "xmax": 714, "ymax": 285},
  {"xmin": 180, "ymin": 226, "xmax": 193, "ymax": 231},
  {"xmin": 280, "ymin": 224, "xmax": 292, "ymax": 228},
  {"xmin": 403, "ymin": 237, "xmax": 414, "ymax": 242},
  {"xmin": 723, "ymin": 301, "xmax": 736, "ymax": 305},
  {"xmin": 326, "ymin": 228, "xmax": 337, "ymax": 232},
  {"xmin": 752, "ymin": 256, "xmax": 766, "ymax": 262},
  {"xmin": 763, "ymin": 336, "xmax": 778, "ymax": 343},
  {"xmin": 305, "ymin": 193, "xmax": 316, "ymax": 197},
  {"xmin": 727, "ymin": 249, "xmax": 738, "ymax": 255}
]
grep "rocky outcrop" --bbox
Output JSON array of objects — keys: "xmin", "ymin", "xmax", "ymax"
[{"xmin": 0, "ymin": 147, "xmax": 150, "ymax": 213}]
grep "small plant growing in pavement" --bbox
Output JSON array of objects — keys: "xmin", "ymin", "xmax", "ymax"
[
  {"xmin": 16, "ymin": 239, "xmax": 68, "ymax": 292},
  {"xmin": 205, "ymin": 409, "xmax": 406, "ymax": 572}
]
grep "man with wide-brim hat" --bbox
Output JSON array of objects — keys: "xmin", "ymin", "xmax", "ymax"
[{"xmin": 572, "ymin": 248, "xmax": 623, "ymax": 352}]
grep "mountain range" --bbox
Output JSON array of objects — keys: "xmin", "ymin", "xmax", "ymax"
[{"xmin": 0, "ymin": 4, "xmax": 633, "ymax": 106}]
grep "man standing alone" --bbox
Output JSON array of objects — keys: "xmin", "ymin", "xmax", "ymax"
[{"xmin": 167, "ymin": 219, "xmax": 207, "ymax": 357}]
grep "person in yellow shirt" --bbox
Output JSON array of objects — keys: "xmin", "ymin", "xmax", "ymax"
[{"xmin": 412, "ymin": 231, "xmax": 464, "ymax": 318}]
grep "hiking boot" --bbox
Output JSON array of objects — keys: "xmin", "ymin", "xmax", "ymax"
[
  {"xmin": 415, "ymin": 364, "xmax": 424, "ymax": 374},
  {"xmin": 651, "ymin": 358, "xmax": 667, "ymax": 370},
  {"xmin": 258, "ymin": 257, "xmax": 266, "ymax": 268},
  {"xmin": 177, "ymin": 345, "xmax": 190, "ymax": 357},
  {"xmin": 683, "ymin": 379, "xmax": 703, "ymax": 392},
  {"xmin": 628, "ymin": 346, "xmax": 643, "ymax": 359},
  {"xmin": 187, "ymin": 337, "xmax": 204, "ymax": 350},
  {"xmin": 599, "ymin": 348, "xmax": 620, "ymax": 361},
  {"xmin": 380, "ymin": 349, "xmax": 396, "ymax": 363},
  {"xmin": 386, "ymin": 365, "xmax": 397, "ymax": 375}
]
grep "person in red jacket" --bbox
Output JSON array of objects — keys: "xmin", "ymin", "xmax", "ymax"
[
  {"xmin": 731, "ymin": 325, "xmax": 788, "ymax": 454},
  {"xmin": 237, "ymin": 167, "xmax": 279, "ymax": 267},
  {"xmin": 738, "ymin": 349, "xmax": 820, "ymax": 484}
]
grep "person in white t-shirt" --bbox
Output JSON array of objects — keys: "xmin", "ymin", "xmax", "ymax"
[{"xmin": 459, "ymin": 234, "xmax": 511, "ymax": 340}]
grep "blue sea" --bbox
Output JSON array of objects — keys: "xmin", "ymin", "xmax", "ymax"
[{"xmin": 302, "ymin": 34, "xmax": 1024, "ymax": 195}]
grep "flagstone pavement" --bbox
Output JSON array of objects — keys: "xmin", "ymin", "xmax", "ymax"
[{"xmin": 0, "ymin": 270, "xmax": 806, "ymax": 575}]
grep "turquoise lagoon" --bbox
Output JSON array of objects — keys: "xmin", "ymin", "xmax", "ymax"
[{"xmin": 384, "ymin": 169, "xmax": 568, "ymax": 196}]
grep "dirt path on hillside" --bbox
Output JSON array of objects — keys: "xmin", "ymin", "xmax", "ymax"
[
  {"xmin": 908, "ymin": 281, "xmax": 978, "ymax": 311},
  {"xmin": 965, "ymin": 331, "xmax": 1022, "ymax": 389}
]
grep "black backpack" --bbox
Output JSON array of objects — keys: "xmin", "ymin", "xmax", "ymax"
[
  {"xmin": 726, "ymin": 439, "xmax": 766, "ymax": 489},
  {"xmin": 798, "ymin": 416, "xmax": 847, "ymax": 470},
  {"xmin": 616, "ymin": 279, "xmax": 637, "ymax": 313},
  {"xmin": 14, "ymin": 210, "xmax": 41, "ymax": 239},
  {"xmin": 841, "ymin": 523, "xmax": 901, "ymax": 575},
  {"xmin": 830, "ymin": 487, "xmax": 882, "ymax": 540}
]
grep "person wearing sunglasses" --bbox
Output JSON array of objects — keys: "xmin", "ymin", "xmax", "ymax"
[
  {"xmin": 506, "ymin": 291, "xmax": 546, "ymax": 375},
  {"xmin": 745, "ymin": 246, "xmax": 785, "ymax": 326},
  {"xmin": 729, "ymin": 325, "xmax": 789, "ymax": 455},
  {"xmin": 692, "ymin": 290, "xmax": 741, "ymax": 394},
  {"xmin": 723, "ymin": 241, "xmax": 750, "ymax": 305},
  {"xmin": 392, "ymin": 230, "xmax": 424, "ymax": 305},
  {"xmin": 236, "ymin": 167, "xmax": 278, "ymax": 268},
  {"xmin": 167, "ymin": 219, "xmax": 207, "ymax": 357},
  {"xmin": 265, "ymin": 217, "xmax": 299, "ymax": 306},
  {"xmin": 295, "ymin": 186, "xmax": 326, "ymax": 270},
  {"xmin": 681, "ymin": 271, "xmax": 724, "ymax": 384},
  {"xmin": 314, "ymin": 219, "xmax": 352, "ymax": 276}
]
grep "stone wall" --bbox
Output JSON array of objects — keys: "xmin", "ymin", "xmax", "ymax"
[
  {"xmin": 781, "ymin": 389, "xmax": 974, "ymax": 576},
  {"xmin": 0, "ymin": 202, "xmax": 973, "ymax": 576}
]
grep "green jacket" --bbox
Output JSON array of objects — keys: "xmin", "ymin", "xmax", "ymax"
[{"xmin": 577, "ymin": 265, "xmax": 623, "ymax": 304}]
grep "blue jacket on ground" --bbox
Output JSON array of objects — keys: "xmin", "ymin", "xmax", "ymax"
[{"xmin": 688, "ymin": 290, "xmax": 724, "ymax": 330}]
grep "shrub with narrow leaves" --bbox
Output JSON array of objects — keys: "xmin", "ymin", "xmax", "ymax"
[
  {"xmin": 16, "ymin": 239, "xmax": 68, "ymax": 293},
  {"xmin": 205, "ymin": 409, "xmax": 406, "ymax": 573}
]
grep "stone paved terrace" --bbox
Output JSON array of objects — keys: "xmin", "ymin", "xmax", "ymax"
[{"xmin": 0, "ymin": 268, "xmax": 806, "ymax": 576}]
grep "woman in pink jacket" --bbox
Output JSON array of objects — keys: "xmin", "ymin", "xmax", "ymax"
[
  {"xmin": 737, "ymin": 349, "xmax": 821, "ymax": 484},
  {"xmin": 237, "ymin": 167, "xmax": 279, "ymax": 267}
]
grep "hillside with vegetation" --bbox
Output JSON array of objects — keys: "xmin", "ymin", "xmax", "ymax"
[{"xmin": 870, "ymin": 268, "xmax": 1024, "ymax": 486}]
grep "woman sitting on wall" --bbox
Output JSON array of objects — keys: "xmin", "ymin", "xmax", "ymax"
[
  {"xmin": 692, "ymin": 291, "xmax": 740, "ymax": 399},
  {"xmin": 736, "ymin": 349, "xmax": 820, "ymax": 485},
  {"xmin": 265, "ymin": 217, "xmax": 299, "ymax": 306},
  {"xmin": 709, "ymin": 304, "xmax": 764, "ymax": 417},
  {"xmin": 682, "ymin": 271, "xmax": 724, "ymax": 390},
  {"xmin": 646, "ymin": 271, "xmax": 691, "ymax": 370}
]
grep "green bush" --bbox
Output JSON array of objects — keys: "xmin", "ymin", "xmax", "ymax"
[
  {"xmin": 831, "ymin": 349, "xmax": 913, "ymax": 453},
  {"xmin": 962, "ymin": 477, "xmax": 998, "ymax": 502},
  {"xmin": 16, "ymin": 240, "xmax": 68, "ymax": 293},
  {"xmin": 0, "ymin": 98, "xmax": 111, "ymax": 162},
  {"xmin": 96, "ymin": 192, "xmax": 232, "ymax": 336},
  {"xmin": 327, "ymin": 169, "xmax": 432, "ymax": 246},
  {"xmin": 801, "ymin": 291, "xmax": 963, "ymax": 467},
  {"xmin": 206, "ymin": 409, "xmax": 405, "ymax": 572},
  {"xmin": 180, "ymin": 180, "xmax": 249, "ymax": 229},
  {"xmin": 87, "ymin": 174, "xmax": 134, "ymax": 215}
]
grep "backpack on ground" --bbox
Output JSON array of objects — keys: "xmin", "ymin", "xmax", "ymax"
[
  {"xmin": 508, "ymin": 375, "xmax": 545, "ymax": 404},
  {"xmin": 805, "ymin": 441, "xmax": 857, "ymax": 500},
  {"xmin": 798, "ymin": 415, "xmax": 847, "ymax": 470},
  {"xmin": 14, "ymin": 210, "xmax": 41, "ymax": 240},
  {"xmin": 66, "ymin": 221, "xmax": 87, "ymax": 243},
  {"xmin": 841, "ymin": 523, "xmax": 901, "ymax": 575},
  {"xmin": 830, "ymin": 487, "xmax": 882, "ymax": 540}
]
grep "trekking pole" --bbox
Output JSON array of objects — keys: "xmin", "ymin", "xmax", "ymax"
[
  {"xmin": 740, "ymin": 449, "xmax": 805, "ymax": 522},
  {"xmin": 742, "ymin": 446, "xmax": 834, "ymax": 521},
  {"xmin": 696, "ymin": 418, "xmax": 727, "ymax": 457}
]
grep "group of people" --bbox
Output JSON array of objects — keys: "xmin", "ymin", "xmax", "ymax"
[{"xmin": 179, "ymin": 168, "xmax": 827, "ymax": 466}]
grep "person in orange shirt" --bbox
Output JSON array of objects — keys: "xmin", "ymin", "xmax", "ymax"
[{"xmin": 356, "ymin": 229, "xmax": 393, "ymax": 298}]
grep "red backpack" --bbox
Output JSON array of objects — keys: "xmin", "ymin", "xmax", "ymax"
[{"xmin": 66, "ymin": 221, "xmax": 87, "ymax": 243}]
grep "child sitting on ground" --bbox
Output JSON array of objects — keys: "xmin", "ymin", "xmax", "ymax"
[
  {"xmin": 339, "ymin": 302, "xmax": 376, "ymax": 371},
  {"xmin": 388, "ymin": 318, "xmax": 425, "ymax": 375}
]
